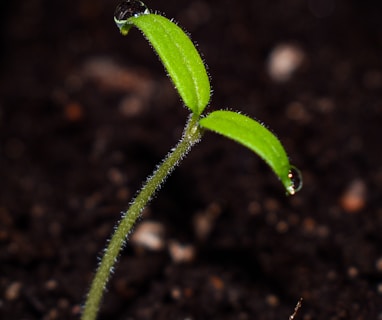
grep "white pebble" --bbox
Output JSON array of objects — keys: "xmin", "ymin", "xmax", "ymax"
[
  {"xmin": 267, "ymin": 43, "xmax": 305, "ymax": 82},
  {"xmin": 168, "ymin": 240, "xmax": 196, "ymax": 263},
  {"xmin": 131, "ymin": 221, "xmax": 165, "ymax": 251}
]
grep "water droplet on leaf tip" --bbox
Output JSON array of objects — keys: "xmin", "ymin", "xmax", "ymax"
[
  {"xmin": 287, "ymin": 166, "xmax": 302, "ymax": 195},
  {"xmin": 114, "ymin": 0, "xmax": 150, "ymax": 26}
]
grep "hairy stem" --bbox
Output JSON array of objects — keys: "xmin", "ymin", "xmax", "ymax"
[{"xmin": 82, "ymin": 114, "xmax": 202, "ymax": 320}]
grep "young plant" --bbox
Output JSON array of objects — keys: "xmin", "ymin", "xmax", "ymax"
[{"xmin": 82, "ymin": 1, "xmax": 302, "ymax": 319}]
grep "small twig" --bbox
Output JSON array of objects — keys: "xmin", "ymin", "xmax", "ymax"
[{"xmin": 289, "ymin": 298, "xmax": 303, "ymax": 320}]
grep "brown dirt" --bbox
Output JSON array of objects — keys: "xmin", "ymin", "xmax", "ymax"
[{"xmin": 1, "ymin": 0, "xmax": 382, "ymax": 319}]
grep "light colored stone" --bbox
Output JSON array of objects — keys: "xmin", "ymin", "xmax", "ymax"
[
  {"xmin": 267, "ymin": 43, "xmax": 305, "ymax": 82},
  {"xmin": 131, "ymin": 221, "xmax": 165, "ymax": 251},
  {"xmin": 168, "ymin": 240, "xmax": 196, "ymax": 263}
]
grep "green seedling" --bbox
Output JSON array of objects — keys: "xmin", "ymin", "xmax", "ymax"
[{"xmin": 82, "ymin": 1, "xmax": 302, "ymax": 319}]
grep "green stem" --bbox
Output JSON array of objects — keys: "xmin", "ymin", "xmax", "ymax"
[{"xmin": 82, "ymin": 114, "xmax": 202, "ymax": 320}]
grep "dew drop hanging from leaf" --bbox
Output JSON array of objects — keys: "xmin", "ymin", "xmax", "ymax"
[
  {"xmin": 114, "ymin": 0, "xmax": 150, "ymax": 34},
  {"xmin": 114, "ymin": 0, "xmax": 150, "ymax": 20},
  {"xmin": 287, "ymin": 166, "xmax": 303, "ymax": 195}
]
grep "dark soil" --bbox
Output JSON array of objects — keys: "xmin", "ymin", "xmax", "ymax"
[{"xmin": 1, "ymin": 0, "xmax": 382, "ymax": 319}]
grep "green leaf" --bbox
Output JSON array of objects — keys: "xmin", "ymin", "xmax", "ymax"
[
  {"xmin": 199, "ymin": 110, "xmax": 300, "ymax": 194},
  {"xmin": 118, "ymin": 14, "xmax": 211, "ymax": 116}
]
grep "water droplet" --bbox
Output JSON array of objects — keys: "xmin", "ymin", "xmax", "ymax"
[
  {"xmin": 114, "ymin": 0, "xmax": 150, "ymax": 27},
  {"xmin": 286, "ymin": 166, "xmax": 302, "ymax": 195}
]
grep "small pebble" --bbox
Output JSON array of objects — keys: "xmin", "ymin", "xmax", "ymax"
[
  {"xmin": 363, "ymin": 70, "xmax": 382, "ymax": 89},
  {"xmin": 31, "ymin": 204, "xmax": 45, "ymax": 218},
  {"xmin": 264, "ymin": 197, "xmax": 280, "ymax": 212},
  {"xmin": 327, "ymin": 270, "xmax": 337, "ymax": 280},
  {"xmin": 316, "ymin": 225, "xmax": 330, "ymax": 238},
  {"xmin": 64, "ymin": 102, "xmax": 83, "ymax": 122},
  {"xmin": 0, "ymin": 229, "xmax": 9, "ymax": 241},
  {"xmin": 119, "ymin": 95, "xmax": 145, "ymax": 117},
  {"xmin": 209, "ymin": 275, "xmax": 224, "ymax": 291},
  {"xmin": 316, "ymin": 97, "xmax": 335, "ymax": 113},
  {"xmin": 183, "ymin": 287, "xmax": 194, "ymax": 298},
  {"xmin": 5, "ymin": 282, "xmax": 22, "ymax": 301},
  {"xmin": 347, "ymin": 266, "xmax": 359, "ymax": 278},
  {"xmin": 170, "ymin": 287, "xmax": 182, "ymax": 300},
  {"xmin": 131, "ymin": 221, "xmax": 165, "ymax": 251},
  {"xmin": 84, "ymin": 192, "xmax": 103, "ymax": 210},
  {"xmin": 82, "ymin": 57, "xmax": 153, "ymax": 97},
  {"xmin": 57, "ymin": 298, "xmax": 70, "ymax": 309},
  {"xmin": 49, "ymin": 221, "xmax": 62, "ymax": 237},
  {"xmin": 267, "ymin": 43, "xmax": 305, "ymax": 82},
  {"xmin": 265, "ymin": 211, "xmax": 278, "ymax": 225},
  {"xmin": 168, "ymin": 240, "xmax": 195, "ymax": 263},
  {"xmin": 266, "ymin": 294, "xmax": 279, "ymax": 307},
  {"xmin": 286, "ymin": 101, "xmax": 311, "ymax": 123},
  {"xmin": 107, "ymin": 168, "xmax": 125, "ymax": 185},
  {"xmin": 247, "ymin": 201, "xmax": 261, "ymax": 215},
  {"xmin": 193, "ymin": 202, "xmax": 221, "ymax": 241},
  {"xmin": 276, "ymin": 220, "xmax": 289, "ymax": 233},
  {"xmin": 302, "ymin": 217, "xmax": 317, "ymax": 234},
  {"xmin": 71, "ymin": 304, "xmax": 82, "ymax": 316},
  {"xmin": 376, "ymin": 257, "xmax": 382, "ymax": 272},
  {"xmin": 45, "ymin": 279, "xmax": 58, "ymax": 291},
  {"xmin": 340, "ymin": 179, "xmax": 366, "ymax": 213},
  {"xmin": 116, "ymin": 187, "xmax": 130, "ymax": 201},
  {"xmin": 44, "ymin": 308, "xmax": 58, "ymax": 320}
]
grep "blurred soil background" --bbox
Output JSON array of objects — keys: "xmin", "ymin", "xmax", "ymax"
[{"xmin": 1, "ymin": 0, "xmax": 382, "ymax": 319}]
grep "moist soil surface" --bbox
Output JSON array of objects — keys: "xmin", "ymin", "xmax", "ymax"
[{"xmin": 1, "ymin": 1, "xmax": 382, "ymax": 319}]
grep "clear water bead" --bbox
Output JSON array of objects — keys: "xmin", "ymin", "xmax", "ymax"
[
  {"xmin": 287, "ymin": 166, "xmax": 303, "ymax": 195},
  {"xmin": 114, "ymin": 0, "xmax": 150, "ymax": 23}
]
